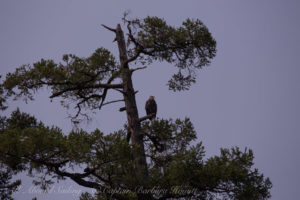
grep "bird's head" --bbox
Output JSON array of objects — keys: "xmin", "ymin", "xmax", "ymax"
[{"xmin": 149, "ymin": 95, "xmax": 155, "ymax": 100}]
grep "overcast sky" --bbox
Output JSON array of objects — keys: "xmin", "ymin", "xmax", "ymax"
[{"xmin": 1, "ymin": 1, "xmax": 300, "ymax": 199}]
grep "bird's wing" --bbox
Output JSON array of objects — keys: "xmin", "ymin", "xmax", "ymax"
[{"xmin": 145, "ymin": 99, "xmax": 150, "ymax": 114}]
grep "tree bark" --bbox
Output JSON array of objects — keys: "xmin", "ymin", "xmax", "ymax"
[{"xmin": 115, "ymin": 24, "xmax": 151, "ymax": 200}]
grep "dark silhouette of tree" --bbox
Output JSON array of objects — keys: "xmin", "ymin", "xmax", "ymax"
[
  {"xmin": 0, "ymin": 166, "xmax": 21, "ymax": 200},
  {"xmin": 0, "ymin": 116, "xmax": 21, "ymax": 200},
  {"xmin": 0, "ymin": 15, "xmax": 271, "ymax": 200}
]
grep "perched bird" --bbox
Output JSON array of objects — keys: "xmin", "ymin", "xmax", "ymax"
[{"xmin": 145, "ymin": 96, "xmax": 157, "ymax": 120}]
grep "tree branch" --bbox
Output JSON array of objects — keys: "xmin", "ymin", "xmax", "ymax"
[
  {"xmin": 50, "ymin": 164, "xmax": 130, "ymax": 200},
  {"xmin": 50, "ymin": 83, "xmax": 123, "ymax": 98},
  {"xmin": 113, "ymin": 88, "xmax": 126, "ymax": 95},
  {"xmin": 125, "ymin": 22, "xmax": 143, "ymax": 64},
  {"xmin": 126, "ymin": 50, "xmax": 142, "ymax": 65},
  {"xmin": 139, "ymin": 113, "xmax": 155, "ymax": 122},
  {"xmin": 2, "ymin": 150, "xmax": 130, "ymax": 200},
  {"xmin": 98, "ymin": 70, "xmax": 122, "ymax": 110},
  {"xmin": 101, "ymin": 24, "xmax": 116, "ymax": 33},
  {"xmin": 0, "ymin": 180, "xmax": 21, "ymax": 189},
  {"xmin": 125, "ymin": 21, "xmax": 156, "ymax": 65},
  {"xmin": 102, "ymin": 99, "xmax": 124, "ymax": 106},
  {"xmin": 130, "ymin": 66, "xmax": 147, "ymax": 72},
  {"xmin": 119, "ymin": 107, "xmax": 126, "ymax": 112},
  {"xmin": 143, "ymin": 131, "xmax": 165, "ymax": 153}
]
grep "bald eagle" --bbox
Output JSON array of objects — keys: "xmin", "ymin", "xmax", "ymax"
[{"xmin": 145, "ymin": 96, "xmax": 157, "ymax": 120}]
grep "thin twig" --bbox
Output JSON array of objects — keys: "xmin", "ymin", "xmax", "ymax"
[
  {"xmin": 113, "ymin": 88, "xmax": 126, "ymax": 95},
  {"xmin": 102, "ymin": 99, "xmax": 124, "ymax": 106}
]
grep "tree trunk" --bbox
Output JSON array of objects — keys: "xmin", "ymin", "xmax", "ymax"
[{"xmin": 115, "ymin": 24, "xmax": 151, "ymax": 200}]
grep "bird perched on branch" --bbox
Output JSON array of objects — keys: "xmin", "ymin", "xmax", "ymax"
[{"xmin": 145, "ymin": 96, "xmax": 157, "ymax": 120}]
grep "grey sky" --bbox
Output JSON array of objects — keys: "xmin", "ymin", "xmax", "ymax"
[{"xmin": 1, "ymin": 1, "xmax": 300, "ymax": 199}]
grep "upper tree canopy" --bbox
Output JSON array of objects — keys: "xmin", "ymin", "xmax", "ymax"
[
  {"xmin": 124, "ymin": 16, "xmax": 216, "ymax": 91},
  {"xmin": 0, "ymin": 15, "xmax": 272, "ymax": 200},
  {"xmin": 1, "ymin": 15, "xmax": 216, "ymax": 119}
]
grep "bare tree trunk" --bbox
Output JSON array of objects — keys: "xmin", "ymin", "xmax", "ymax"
[{"xmin": 115, "ymin": 24, "xmax": 151, "ymax": 200}]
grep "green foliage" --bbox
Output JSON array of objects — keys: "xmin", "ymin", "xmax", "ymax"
[
  {"xmin": 125, "ymin": 16, "xmax": 216, "ymax": 91},
  {"xmin": 6, "ymin": 108, "xmax": 38, "ymax": 129},
  {"xmin": 2, "ymin": 48, "xmax": 119, "ymax": 117},
  {"xmin": 0, "ymin": 76, "xmax": 7, "ymax": 111},
  {"xmin": 142, "ymin": 118, "xmax": 197, "ymax": 153},
  {"xmin": 200, "ymin": 147, "xmax": 272, "ymax": 199},
  {"xmin": 80, "ymin": 192, "xmax": 97, "ymax": 200},
  {"xmin": 0, "ymin": 111, "xmax": 271, "ymax": 199},
  {"xmin": 0, "ymin": 164, "xmax": 21, "ymax": 200},
  {"xmin": 0, "ymin": 110, "xmax": 135, "ymax": 195},
  {"xmin": 0, "ymin": 16, "xmax": 217, "ymax": 121},
  {"xmin": 0, "ymin": 15, "xmax": 271, "ymax": 200}
]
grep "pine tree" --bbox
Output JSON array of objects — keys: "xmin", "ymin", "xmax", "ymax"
[{"xmin": 0, "ymin": 15, "xmax": 271, "ymax": 200}]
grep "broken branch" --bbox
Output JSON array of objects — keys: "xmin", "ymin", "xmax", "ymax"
[{"xmin": 101, "ymin": 24, "xmax": 116, "ymax": 33}]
